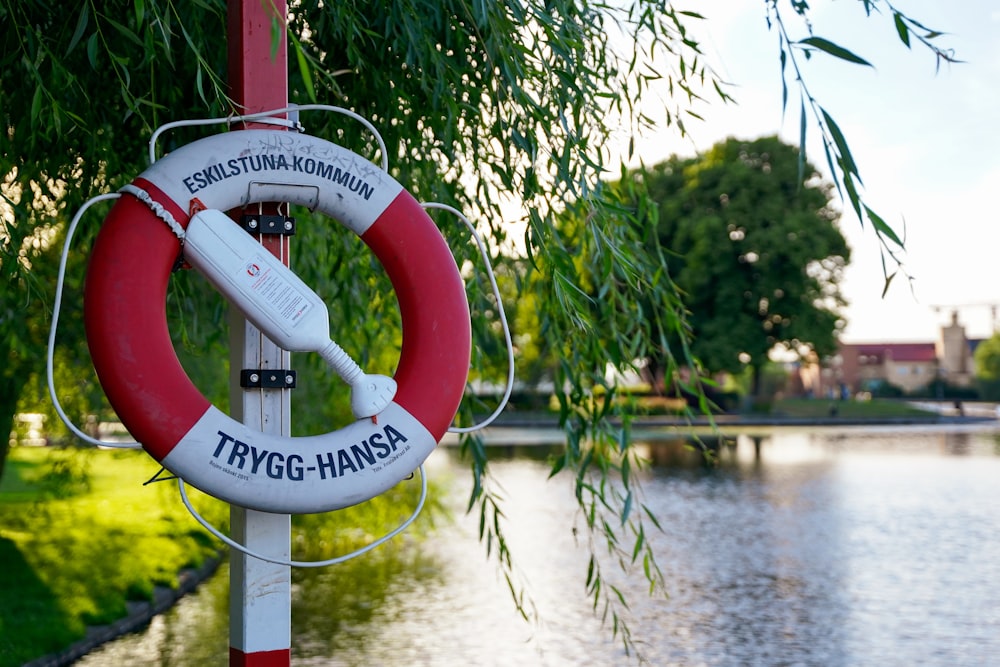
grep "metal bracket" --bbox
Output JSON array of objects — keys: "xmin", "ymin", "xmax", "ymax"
[
  {"xmin": 239, "ymin": 213, "xmax": 296, "ymax": 236},
  {"xmin": 240, "ymin": 369, "xmax": 297, "ymax": 389}
]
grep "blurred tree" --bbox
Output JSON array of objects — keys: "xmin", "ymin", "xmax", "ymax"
[
  {"xmin": 619, "ymin": 136, "xmax": 850, "ymax": 400},
  {"xmin": 974, "ymin": 333, "xmax": 1000, "ymax": 401}
]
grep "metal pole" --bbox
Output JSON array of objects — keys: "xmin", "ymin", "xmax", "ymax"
[{"xmin": 226, "ymin": 2, "xmax": 292, "ymax": 666}]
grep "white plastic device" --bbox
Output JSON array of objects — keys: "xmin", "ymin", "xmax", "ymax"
[{"xmin": 183, "ymin": 208, "xmax": 397, "ymax": 419}]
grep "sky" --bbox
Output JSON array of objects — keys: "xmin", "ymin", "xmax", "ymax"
[{"xmin": 622, "ymin": 0, "xmax": 1000, "ymax": 343}]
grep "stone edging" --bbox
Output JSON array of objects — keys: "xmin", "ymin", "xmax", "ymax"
[{"xmin": 22, "ymin": 555, "xmax": 223, "ymax": 667}]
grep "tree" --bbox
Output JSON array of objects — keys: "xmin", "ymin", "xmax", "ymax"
[
  {"xmin": 973, "ymin": 333, "xmax": 1000, "ymax": 401},
  {"xmin": 1, "ymin": 0, "xmax": 957, "ymax": 656},
  {"xmin": 624, "ymin": 136, "xmax": 850, "ymax": 399}
]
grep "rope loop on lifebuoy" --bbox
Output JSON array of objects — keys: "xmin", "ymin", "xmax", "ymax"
[{"xmin": 84, "ymin": 129, "xmax": 471, "ymax": 514}]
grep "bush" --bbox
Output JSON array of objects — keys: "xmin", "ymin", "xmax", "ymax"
[
  {"xmin": 912, "ymin": 379, "xmax": 979, "ymax": 400},
  {"xmin": 975, "ymin": 379, "xmax": 1000, "ymax": 402},
  {"xmin": 862, "ymin": 379, "xmax": 905, "ymax": 398}
]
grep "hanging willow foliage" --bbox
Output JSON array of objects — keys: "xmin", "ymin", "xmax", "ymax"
[{"xmin": 1, "ymin": 0, "xmax": 955, "ymax": 657}]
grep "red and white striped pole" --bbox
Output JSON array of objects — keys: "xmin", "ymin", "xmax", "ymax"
[{"xmin": 226, "ymin": 1, "xmax": 292, "ymax": 665}]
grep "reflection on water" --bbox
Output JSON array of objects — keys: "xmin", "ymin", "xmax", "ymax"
[
  {"xmin": 79, "ymin": 426, "xmax": 1000, "ymax": 666},
  {"xmin": 75, "ymin": 566, "xmax": 230, "ymax": 665}
]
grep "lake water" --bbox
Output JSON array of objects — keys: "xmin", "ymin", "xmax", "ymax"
[{"xmin": 77, "ymin": 424, "xmax": 1000, "ymax": 666}]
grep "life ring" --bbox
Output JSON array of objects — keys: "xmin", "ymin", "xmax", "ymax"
[{"xmin": 84, "ymin": 130, "xmax": 471, "ymax": 514}]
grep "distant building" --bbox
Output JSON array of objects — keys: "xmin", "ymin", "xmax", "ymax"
[
  {"xmin": 839, "ymin": 341, "xmax": 938, "ymax": 394},
  {"xmin": 936, "ymin": 310, "xmax": 979, "ymax": 387},
  {"xmin": 799, "ymin": 311, "xmax": 986, "ymax": 397}
]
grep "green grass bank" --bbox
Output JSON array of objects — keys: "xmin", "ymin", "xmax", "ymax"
[
  {"xmin": 771, "ymin": 397, "xmax": 937, "ymax": 419},
  {"xmin": 0, "ymin": 447, "xmax": 227, "ymax": 667},
  {"xmin": 0, "ymin": 446, "xmax": 435, "ymax": 667}
]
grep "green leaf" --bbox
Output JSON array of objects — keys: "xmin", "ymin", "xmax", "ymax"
[
  {"xmin": 270, "ymin": 15, "xmax": 282, "ymax": 61},
  {"xmin": 292, "ymin": 37, "xmax": 316, "ymax": 102},
  {"xmin": 86, "ymin": 32, "xmax": 99, "ymax": 69},
  {"xmin": 194, "ymin": 66, "xmax": 207, "ymax": 106},
  {"xmin": 893, "ymin": 13, "xmax": 911, "ymax": 48},
  {"xmin": 30, "ymin": 85, "xmax": 43, "ymax": 128},
  {"xmin": 548, "ymin": 453, "xmax": 567, "ymax": 478},
  {"xmin": 797, "ymin": 96, "xmax": 807, "ymax": 185},
  {"xmin": 50, "ymin": 100, "xmax": 62, "ymax": 135},
  {"xmin": 631, "ymin": 525, "xmax": 645, "ymax": 562},
  {"xmin": 642, "ymin": 504, "xmax": 663, "ymax": 532},
  {"xmin": 820, "ymin": 107, "xmax": 860, "ymax": 179},
  {"xmin": 864, "ymin": 205, "xmax": 904, "ymax": 248},
  {"xmin": 66, "ymin": 4, "xmax": 90, "ymax": 56},
  {"xmin": 780, "ymin": 45, "xmax": 788, "ymax": 114},
  {"xmin": 881, "ymin": 271, "xmax": 897, "ymax": 299},
  {"xmin": 621, "ymin": 490, "xmax": 633, "ymax": 526},
  {"xmin": 609, "ymin": 583, "xmax": 629, "ymax": 607},
  {"xmin": 842, "ymin": 172, "xmax": 863, "ymax": 220},
  {"xmin": 798, "ymin": 36, "xmax": 873, "ymax": 67},
  {"xmin": 105, "ymin": 16, "xmax": 144, "ymax": 48},
  {"xmin": 821, "ymin": 138, "xmax": 842, "ymax": 200}
]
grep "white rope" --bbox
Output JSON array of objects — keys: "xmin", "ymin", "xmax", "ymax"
[
  {"xmin": 47, "ymin": 193, "xmax": 142, "ymax": 449},
  {"xmin": 422, "ymin": 203, "xmax": 516, "ymax": 433},
  {"xmin": 176, "ymin": 465, "xmax": 428, "ymax": 567},
  {"xmin": 147, "ymin": 104, "xmax": 389, "ymax": 172},
  {"xmin": 119, "ymin": 183, "xmax": 186, "ymax": 239}
]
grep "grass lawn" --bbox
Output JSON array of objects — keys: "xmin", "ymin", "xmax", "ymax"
[
  {"xmin": 772, "ymin": 397, "xmax": 938, "ymax": 419},
  {"xmin": 0, "ymin": 446, "xmax": 228, "ymax": 667},
  {"xmin": 0, "ymin": 445, "xmax": 437, "ymax": 667}
]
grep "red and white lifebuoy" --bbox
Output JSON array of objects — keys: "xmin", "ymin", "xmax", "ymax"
[{"xmin": 84, "ymin": 130, "xmax": 471, "ymax": 514}]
